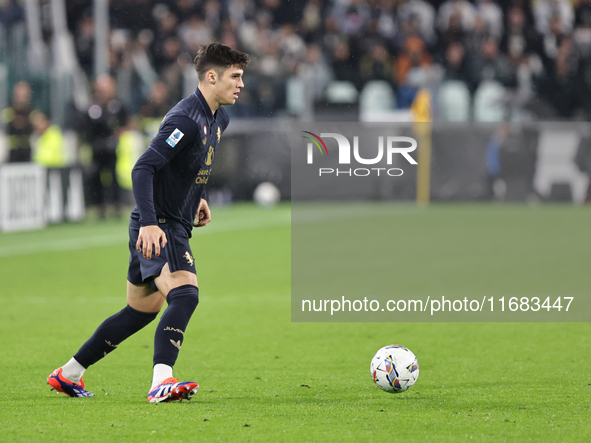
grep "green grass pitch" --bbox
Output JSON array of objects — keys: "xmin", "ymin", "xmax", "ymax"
[{"xmin": 0, "ymin": 203, "xmax": 589, "ymax": 442}]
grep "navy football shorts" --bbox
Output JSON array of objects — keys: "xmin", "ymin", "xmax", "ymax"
[{"xmin": 127, "ymin": 218, "xmax": 196, "ymax": 289}]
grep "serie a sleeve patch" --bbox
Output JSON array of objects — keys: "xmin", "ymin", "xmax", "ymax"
[{"xmin": 166, "ymin": 128, "xmax": 185, "ymax": 148}]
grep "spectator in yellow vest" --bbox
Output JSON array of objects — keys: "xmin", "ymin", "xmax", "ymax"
[{"xmin": 32, "ymin": 113, "xmax": 66, "ymax": 168}]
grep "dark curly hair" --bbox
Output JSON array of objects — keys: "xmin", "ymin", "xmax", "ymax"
[{"xmin": 193, "ymin": 43, "xmax": 250, "ymax": 81}]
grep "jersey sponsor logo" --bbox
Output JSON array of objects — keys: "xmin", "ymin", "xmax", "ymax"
[
  {"xmin": 205, "ymin": 146, "xmax": 215, "ymax": 166},
  {"xmin": 166, "ymin": 128, "xmax": 185, "ymax": 147},
  {"xmin": 196, "ymin": 169, "xmax": 210, "ymax": 184}
]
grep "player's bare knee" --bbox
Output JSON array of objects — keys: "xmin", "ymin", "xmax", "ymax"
[{"xmin": 155, "ymin": 268, "xmax": 197, "ymax": 298}]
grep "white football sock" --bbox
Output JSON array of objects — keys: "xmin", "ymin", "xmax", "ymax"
[
  {"xmin": 61, "ymin": 358, "xmax": 86, "ymax": 383},
  {"xmin": 151, "ymin": 364, "xmax": 173, "ymax": 389}
]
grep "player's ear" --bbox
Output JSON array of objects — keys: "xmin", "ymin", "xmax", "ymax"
[{"xmin": 206, "ymin": 70, "xmax": 217, "ymax": 85}]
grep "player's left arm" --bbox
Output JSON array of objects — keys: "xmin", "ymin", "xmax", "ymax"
[{"xmin": 194, "ymin": 198, "xmax": 211, "ymax": 227}]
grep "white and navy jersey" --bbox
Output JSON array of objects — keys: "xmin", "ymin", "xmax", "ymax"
[{"xmin": 130, "ymin": 88, "xmax": 230, "ymax": 235}]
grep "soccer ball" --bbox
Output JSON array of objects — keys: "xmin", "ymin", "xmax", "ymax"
[
  {"xmin": 253, "ymin": 182, "xmax": 280, "ymax": 207},
  {"xmin": 370, "ymin": 345, "xmax": 419, "ymax": 393}
]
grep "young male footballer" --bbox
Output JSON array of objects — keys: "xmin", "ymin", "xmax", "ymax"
[{"xmin": 48, "ymin": 43, "xmax": 250, "ymax": 403}]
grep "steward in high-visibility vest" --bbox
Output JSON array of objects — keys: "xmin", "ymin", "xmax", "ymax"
[
  {"xmin": 32, "ymin": 113, "xmax": 66, "ymax": 167},
  {"xmin": 116, "ymin": 130, "xmax": 143, "ymax": 190}
]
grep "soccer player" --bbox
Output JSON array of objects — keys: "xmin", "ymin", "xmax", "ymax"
[{"xmin": 48, "ymin": 43, "xmax": 250, "ymax": 403}]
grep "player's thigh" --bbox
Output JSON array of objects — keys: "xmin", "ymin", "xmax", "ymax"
[
  {"xmin": 126, "ymin": 280, "xmax": 166, "ymax": 313},
  {"xmin": 154, "ymin": 263, "xmax": 198, "ymax": 298}
]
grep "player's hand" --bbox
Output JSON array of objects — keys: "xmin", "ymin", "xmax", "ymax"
[
  {"xmin": 194, "ymin": 198, "xmax": 211, "ymax": 227},
  {"xmin": 136, "ymin": 225, "xmax": 167, "ymax": 259}
]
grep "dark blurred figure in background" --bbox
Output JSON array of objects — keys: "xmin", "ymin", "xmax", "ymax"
[
  {"xmin": 360, "ymin": 42, "xmax": 395, "ymax": 88},
  {"xmin": 330, "ymin": 40, "xmax": 362, "ymax": 88},
  {"xmin": 75, "ymin": 13, "xmax": 96, "ymax": 77},
  {"xmin": 500, "ymin": 6, "xmax": 542, "ymax": 58},
  {"xmin": 467, "ymin": 37, "xmax": 517, "ymax": 90},
  {"xmin": 1, "ymin": 81, "xmax": 38, "ymax": 163},
  {"xmin": 535, "ymin": 36, "xmax": 585, "ymax": 118},
  {"xmin": 139, "ymin": 80, "xmax": 171, "ymax": 143},
  {"xmin": 442, "ymin": 40, "xmax": 470, "ymax": 82},
  {"xmin": 80, "ymin": 74, "xmax": 129, "ymax": 219}
]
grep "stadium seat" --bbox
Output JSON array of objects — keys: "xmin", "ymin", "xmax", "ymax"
[
  {"xmin": 360, "ymin": 80, "xmax": 396, "ymax": 113},
  {"xmin": 286, "ymin": 76, "xmax": 305, "ymax": 115},
  {"xmin": 325, "ymin": 81, "xmax": 358, "ymax": 104},
  {"xmin": 473, "ymin": 81, "xmax": 506, "ymax": 122},
  {"xmin": 437, "ymin": 80, "xmax": 470, "ymax": 122}
]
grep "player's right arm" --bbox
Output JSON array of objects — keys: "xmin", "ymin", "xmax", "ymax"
[{"xmin": 132, "ymin": 115, "xmax": 200, "ymax": 259}]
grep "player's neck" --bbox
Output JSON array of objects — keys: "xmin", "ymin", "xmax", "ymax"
[{"xmin": 198, "ymin": 85, "xmax": 220, "ymax": 115}]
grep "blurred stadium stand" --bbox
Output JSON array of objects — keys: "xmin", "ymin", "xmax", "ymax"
[
  {"xmin": 473, "ymin": 80, "xmax": 506, "ymax": 122},
  {"xmin": 437, "ymin": 80, "xmax": 471, "ymax": 122},
  {"xmin": 1, "ymin": 0, "xmax": 591, "ymax": 230},
  {"xmin": 359, "ymin": 80, "xmax": 396, "ymax": 120}
]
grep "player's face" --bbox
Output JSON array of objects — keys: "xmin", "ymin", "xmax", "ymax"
[{"xmin": 215, "ymin": 67, "xmax": 244, "ymax": 106}]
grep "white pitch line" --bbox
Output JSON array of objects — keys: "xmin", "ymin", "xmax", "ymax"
[
  {"xmin": 0, "ymin": 213, "xmax": 291, "ymax": 258},
  {"xmin": 0, "ymin": 233, "xmax": 127, "ymax": 258},
  {"xmin": 0, "ymin": 204, "xmax": 424, "ymax": 258}
]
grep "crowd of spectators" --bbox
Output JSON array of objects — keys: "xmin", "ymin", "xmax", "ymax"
[
  {"xmin": 3, "ymin": 0, "xmax": 591, "ymax": 210},
  {"xmin": 3, "ymin": 0, "xmax": 591, "ymax": 120},
  {"xmin": 58, "ymin": 0, "xmax": 591, "ymax": 120}
]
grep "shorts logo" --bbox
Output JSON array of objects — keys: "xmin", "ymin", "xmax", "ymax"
[
  {"xmin": 166, "ymin": 128, "xmax": 184, "ymax": 148},
  {"xmin": 184, "ymin": 251, "xmax": 194, "ymax": 266}
]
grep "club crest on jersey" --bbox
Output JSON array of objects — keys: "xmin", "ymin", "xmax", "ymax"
[
  {"xmin": 205, "ymin": 146, "xmax": 215, "ymax": 166},
  {"xmin": 166, "ymin": 128, "xmax": 184, "ymax": 148}
]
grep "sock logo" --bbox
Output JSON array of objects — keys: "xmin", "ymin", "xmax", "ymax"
[
  {"xmin": 105, "ymin": 340, "xmax": 118, "ymax": 348},
  {"xmin": 170, "ymin": 339, "xmax": 182, "ymax": 350},
  {"xmin": 164, "ymin": 326, "xmax": 185, "ymax": 336}
]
